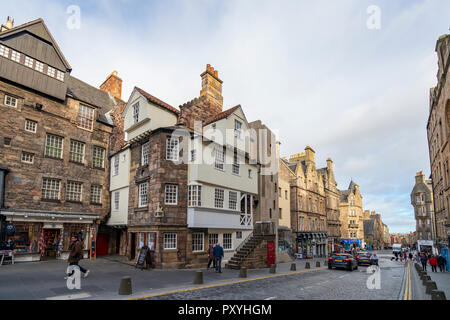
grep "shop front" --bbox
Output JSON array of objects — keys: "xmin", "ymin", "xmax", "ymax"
[
  {"xmin": 0, "ymin": 209, "xmax": 99, "ymax": 262},
  {"xmin": 295, "ymin": 232, "xmax": 328, "ymax": 258},
  {"xmin": 340, "ymin": 238, "xmax": 364, "ymax": 251}
]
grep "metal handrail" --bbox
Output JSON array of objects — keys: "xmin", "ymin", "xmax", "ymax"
[{"xmin": 235, "ymin": 231, "xmax": 253, "ymax": 254}]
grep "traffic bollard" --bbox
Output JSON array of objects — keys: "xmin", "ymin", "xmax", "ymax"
[
  {"xmin": 118, "ymin": 276, "xmax": 132, "ymax": 295},
  {"xmin": 269, "ymin": 264, "xmax": 276, "ymax": 274},
  {"xmin": 239, "ymin": 267, "xmax": 247, "ymax": 278},
  {"xmin": 193, "ymin": 271, "xmax": 203, "ymax": 284},
  {"xmin": 425, "ymin": 281, "xmax": 437, "ymax": 295},
  {"xmin": 316, "ymin": 261, "xmax": 321, "ymax": 268},
  {"xmin": 290, "ymin": 263, "xmax": 296, "ymax": 271},
  {"xmin": 305, "ymin": 262, "xmax": 310, "ymax": 269},
  {"xmin": 431, "ymin": 290, "xmax": 447, "ymax": 300},
  {"xmin": 422, "ymin": 275, "xmax": 431, "ymax": 286}
]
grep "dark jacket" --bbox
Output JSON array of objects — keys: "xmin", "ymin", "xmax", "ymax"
[
  {"xmin": 437, "ymin": 256, "xmax": 446, "ymax": 265},
  {"xmin": 420, "ymin": 256, "xmax": 428, "ymax": 264},
  {"xmin": 208, "ymin": 246, "xmax": 214, "ymax": 259},
  {"xmin": 213, "ymin": 245, "xmax": 224, "ymax": 258},
  {"xmin": 68, "ymin": 240, "xmax": 84, "ymax": 263}
]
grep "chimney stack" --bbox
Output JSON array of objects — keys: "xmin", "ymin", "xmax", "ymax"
[
  {"xmin": 100, "ymin": 70, "xmax": 122, "ymax": 100},
  {"xmin": 415, "ymin": 171, "xmax": 426, "ymax": 184},
  {"xmin": 200, "ymin": 64, "xmax": 223, "ymax": 110},
  {"xmin": 1, "ymin": 16, "xmax": 14, "ymax": 33}
]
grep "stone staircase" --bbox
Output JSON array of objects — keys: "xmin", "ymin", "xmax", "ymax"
[{"xmin": 225, "ymin": 233, "xmax": 265, "ymax": 270}]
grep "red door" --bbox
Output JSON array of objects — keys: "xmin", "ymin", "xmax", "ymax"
[
  {"xmin": 96, "ymin": 233, "xmax": 110, "ymax": 256},
  {"xmin": 267, "ymin": 241, "xmax": 275, "ymax": 266}
]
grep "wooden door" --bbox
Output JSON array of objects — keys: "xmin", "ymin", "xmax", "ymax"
[{"xmin": 96, "ymin": 233, "xmax": 109, "ymax": 256}]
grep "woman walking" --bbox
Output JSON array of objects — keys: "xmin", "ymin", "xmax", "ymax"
[{"xmin": 429, "ymin": 255, "xmax": 438, "ymax": 273}]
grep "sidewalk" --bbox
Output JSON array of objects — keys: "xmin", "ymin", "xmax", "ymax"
[
  {"xmin": 0, "ymin": 255, "xmax": 328, "ymax": 300},
  {"xmin": 427, "ymin": 270, "xmax": 450, "ymax": 299}
]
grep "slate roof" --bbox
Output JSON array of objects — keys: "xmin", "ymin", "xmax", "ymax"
[
  {"xmin": 339, "ymin": 189, "xmax": 351, "ymax": 202},
  {"xmin": 364, "ymin": 219, "xmax": 374, "ymax": 235},
  {"xmin": 204, "ymin": 105, "xmax": 241, "ymax": 126},
  {"xmin": 135, "ymin": 86, "xmax": 179, "ymax": 115},
  {"xmin": 66, "ymin": 75, "xmax": 118, "ymax": 124}
]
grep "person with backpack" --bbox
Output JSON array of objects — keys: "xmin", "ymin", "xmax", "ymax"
[{"xmin": 420, "ymin": 253, "xmax": 428, "ymax": 271}]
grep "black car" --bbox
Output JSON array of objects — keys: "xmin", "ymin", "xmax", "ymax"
[
  {"xmin": 356, "ymin": 253, "xmax": 372, "ymax": 265},
  {"xmin": 328, "ymin": 254, "xmax": 358, "ymax": 271}
]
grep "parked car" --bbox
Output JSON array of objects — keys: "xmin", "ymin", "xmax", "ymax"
[
  {"xmin": 356, "ymin": 252, "xmax": 372, "ymax": 265},
  {"xmin": 328, "ymin": 253, "xmax": 358, "ymax": 271}
]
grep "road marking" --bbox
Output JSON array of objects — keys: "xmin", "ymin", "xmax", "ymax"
[
  {"xmin": 46, "ymin": 292, "xmax": 91, "ymax": 300},
  {"xmin": 127, "ymin": 266, "xmax": 327, "ymax": 300},
  {"xmin": 339, "ymin": 275, "xmax": 345, "ymax": 278},
  {"xmin": 403, "ymin": 261, "xmax": 412, "ymax": 300},
  {"xmin": 264, "ymin": 296, "xmax": 276, "ymax": 300}
]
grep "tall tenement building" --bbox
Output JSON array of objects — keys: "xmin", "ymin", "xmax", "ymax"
[
  {"xmin": 411, "ymin": 171, "xmax": 435, "ymax": 243},
  {"xmin": 338, "ymin": 181, "xmax": 364, "ymax": 249},
  {"xmin": 427, "ymin": 33, "xmax": 450, "ymax": 249},
  {"xmin": 0, "ymin": 17, "xmax": 123, "ymax": 261}
]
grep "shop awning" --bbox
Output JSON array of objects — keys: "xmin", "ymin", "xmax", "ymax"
[{"xmin": 0, "ymin": 209, "xmax": 99, "ymax": 224}]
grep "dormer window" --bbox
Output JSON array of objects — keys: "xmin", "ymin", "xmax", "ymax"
[
  {"xmin": 132, "ymin": 102, "xmax": 140, "ymax": 124},
  {"xmin": 234, "ymin": 120, "xmax": 242, "ymax": 138},
  {"xmin": 47, "ymin": 66, "xmax": 55, "ymax": 78},
  {"xmin": 78, "ymin": 104, "xmax": 95, "ymax": 130}
]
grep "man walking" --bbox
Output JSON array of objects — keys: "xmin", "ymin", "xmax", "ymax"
[
  {"xmin": 420, "ymin": 253, "xmax": 428, "ymax": 272},
  {"xmin": 213, "ymin": 242, "xmax": 224, "ymax": 273},
  {"xmin": 65, "ymin": 234, "xmax": 89, "ymax": 279},
  {"xmin": 437, "ymin": 254, "xmax": 447, "ymax": 272}
]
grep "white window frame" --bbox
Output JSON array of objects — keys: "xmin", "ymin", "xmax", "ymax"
[
  {"xmin": 141, "ymin": 142, "xmax": 150, "ymax": 166},
  {"xmin": 214, "ymin": 147, "xmax": 225, "ymax": 171},
  {"xmin": 188, "ymin": 184, "xmax": 202, "ymax": 207},
  {"xmin": 223, "ymin": 233, "xmax": 232, "ymax": 250},
  {"xmin": 214, "ymin": 188, "xmax": 225, "ymax": 208},
  {"xmin": 138, "ymin": 182, "xmax": 148, "ymax": 208},
  {"xmin": 114, "ymin": 191, "xmax": 120, "ymax": 210},
  {"xmin": 93, "ymin": 146, "xmax": 105, "ymax": 168},
  {"xmin": 163, "ymin": 232, "xmax": 177, "ymax": 250},
  {"xmin": 10, "ymin": 50, "xmax": 20, "ymax": 63},
  {"xmin": 166, "ymin": 137, "xmax": 179, "ymax": 161},
  {"xmin": 69, "ymin": 140, "xmax": 85, "ymax": 164},
  {"xmin": 232, "ymin": 151, "xmax": 240, "ymax": 175},
  {"xmin": 47, "ymin": 66, "xmax": 56, "ymax": 77},
  {"xmin": 21, "ymin": 152, "xmax": 34, "ymax": 164},
  {"xmin": 42, "ymin": 178, "xmax": 61, "ymax": 200},
  {"xmin": 113, "ymin": 155, "xmax": 119, "ymax": 176},
  {"xmin": 209, "ymin": 233, "xmax": 218, "ymax": 247},
  {"xmin": 90, "ymin": 185, "xmax": 102, "ymax": 204},
  {"xmin": 0, "ymin": 45, "xmax": 9, "ymax": 58},
  {"xmin": 4, "ymin": 95, "xmax": 17, "ymax": 108},
  {"xmin": 192, "ymin": 233, "xmax": 204, "ymax": 252},
  {"xmin": 25, "ymin": 119, "xmax": 37, "ymax": 133},
  {"xmin": 190, "ymin": 149, "xmax": 196, "ymax": 162},
  {"xmin": 165, "ymin": 184, "xmax": 178, "ymax": 205},
  {"xmin": 35, "ymin": 61, "xmax": 44, "ymax": 73},
  {"xmin": 56, "ymin": 70, "xmax": 64, "ymax": 82},
  {"xmin": 234, "ymin": 120, "xmax": 242, "ymax": 138},
  {"xmin": 66, "ymin": 181, "xmax": 83, "ymax": 202},
  {"xmin": 77, "ymin": 104, "xmax": 95, "ymax": 131},
  {"xmin": 24, "ymin": 56, "xmax": 33, "ymax": 68},
  {"xmin": 45, "ymin": 134, "xmax": 63, "ymax": 159},
  {"xmin": 229, "ymin": 191, "xmax": 237, "ymax": 210},
  {"xmin": 132, "ymin": 102, "xmax": 139, "ymax": 124}
]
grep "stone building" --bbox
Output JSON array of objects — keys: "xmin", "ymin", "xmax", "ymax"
[
  {"xmin": 0, "ymin": 18, "xmax": 121, "ymax": 261},
  {"xmin": 318, "ymin": 158, "xmax": 341, "ymax": 253},
  {"xmin": 284, "ymin": 146, "xmax": 328, "ymax": 258},
  {"xmin": 411, "ymin": 171, "xmax": 435, "ymax": 241},
  {"xmin": 363, "ymin": 211, "xmax": 383, "ymax": 250},
  {"xmin": 120, "ymin": 65, "xmax": 260, "ymax": 268},
  {"xmin": 339, "ymin": 181, "xmax": 364, "ymax": 249},
  {"xmin": 427, "ymin": 33, "xmax": 450, "ymax": 250}
]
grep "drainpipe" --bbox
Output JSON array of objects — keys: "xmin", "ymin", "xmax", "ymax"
[{"xmin": 0, "ymin": 168, "xmax": 9, "ymax": 242}]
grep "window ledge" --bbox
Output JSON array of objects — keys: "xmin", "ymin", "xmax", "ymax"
[
  {"xmin": 44, "ymin": 155, "xmax": 63, "ymax": 161},
  {"xmin": 41, "ymin": 198, "xmax": 61, "ymax": 203},
  {"xmin": 69, "ymin": 160, "xmax": 85, "ymax": 166},
  {"xmin": 66, "ymin": 200, "xmax": 83, "ymax": 204}
]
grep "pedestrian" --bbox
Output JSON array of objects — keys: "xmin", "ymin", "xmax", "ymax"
[
  {"xmin": 207, "ymin": 243, "xmax": 216, "ymax": 270},
  {"xmin": 370, "ymin": 253, "xmax": 379, "ymax": 266},
  {"xmin": 408, "ymin": 252, "xmax": 413, "ymax": 261},
  {"xmin": 437, "ymin": 255, "xmax": 446, "ymax": 272},
  {"xmin": 213, "ymin": 242, "xmax": 224, "ymax": 273},
  {"xmin": 429, "ymin": 255, "xmax": 438, "ymax": 273},
  {"xmin": 420, "ymin": 254, "xmax": 428, "ymax": 271},
  {"xmin": 65, "ymin": 234, "xmax": 89, "ymax": 279},
  {"xmin": 403, "ymin": 251, "xmax": 407, "ymax": 262}
]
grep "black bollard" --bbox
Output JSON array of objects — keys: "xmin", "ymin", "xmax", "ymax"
[{"xmin": 118, "ymin": 276, "xmax": 132, "ymax": 295}]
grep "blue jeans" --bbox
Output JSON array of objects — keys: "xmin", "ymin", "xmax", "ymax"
[
  {"xmin": 67, "ymin": 262, "xmax": 87, "ymax": 276},
  {"xmin": 215, "ymin": 257, "xmax": 222, "ymax": 272}
]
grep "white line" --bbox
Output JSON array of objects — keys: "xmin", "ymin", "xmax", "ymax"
[
  {"xmin": 339, "ymin": 275, "xmax": 345, "ymax": 278},
  {"xmin": 264, "ymin": 296, "xmax": 276, "ymax": 300},
  {"xmin": 46, "ymin": 292, "xmax": 92, "ymax": 300}
]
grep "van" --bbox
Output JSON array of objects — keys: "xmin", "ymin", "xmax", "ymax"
[{"xmin": 392, "ymin": 244, "xmax": 402, "ymax": 254}]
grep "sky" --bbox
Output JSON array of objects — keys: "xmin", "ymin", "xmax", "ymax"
[{"xmin": 1, "ymin": 0, "xmax": 449, "ymax": 233}]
